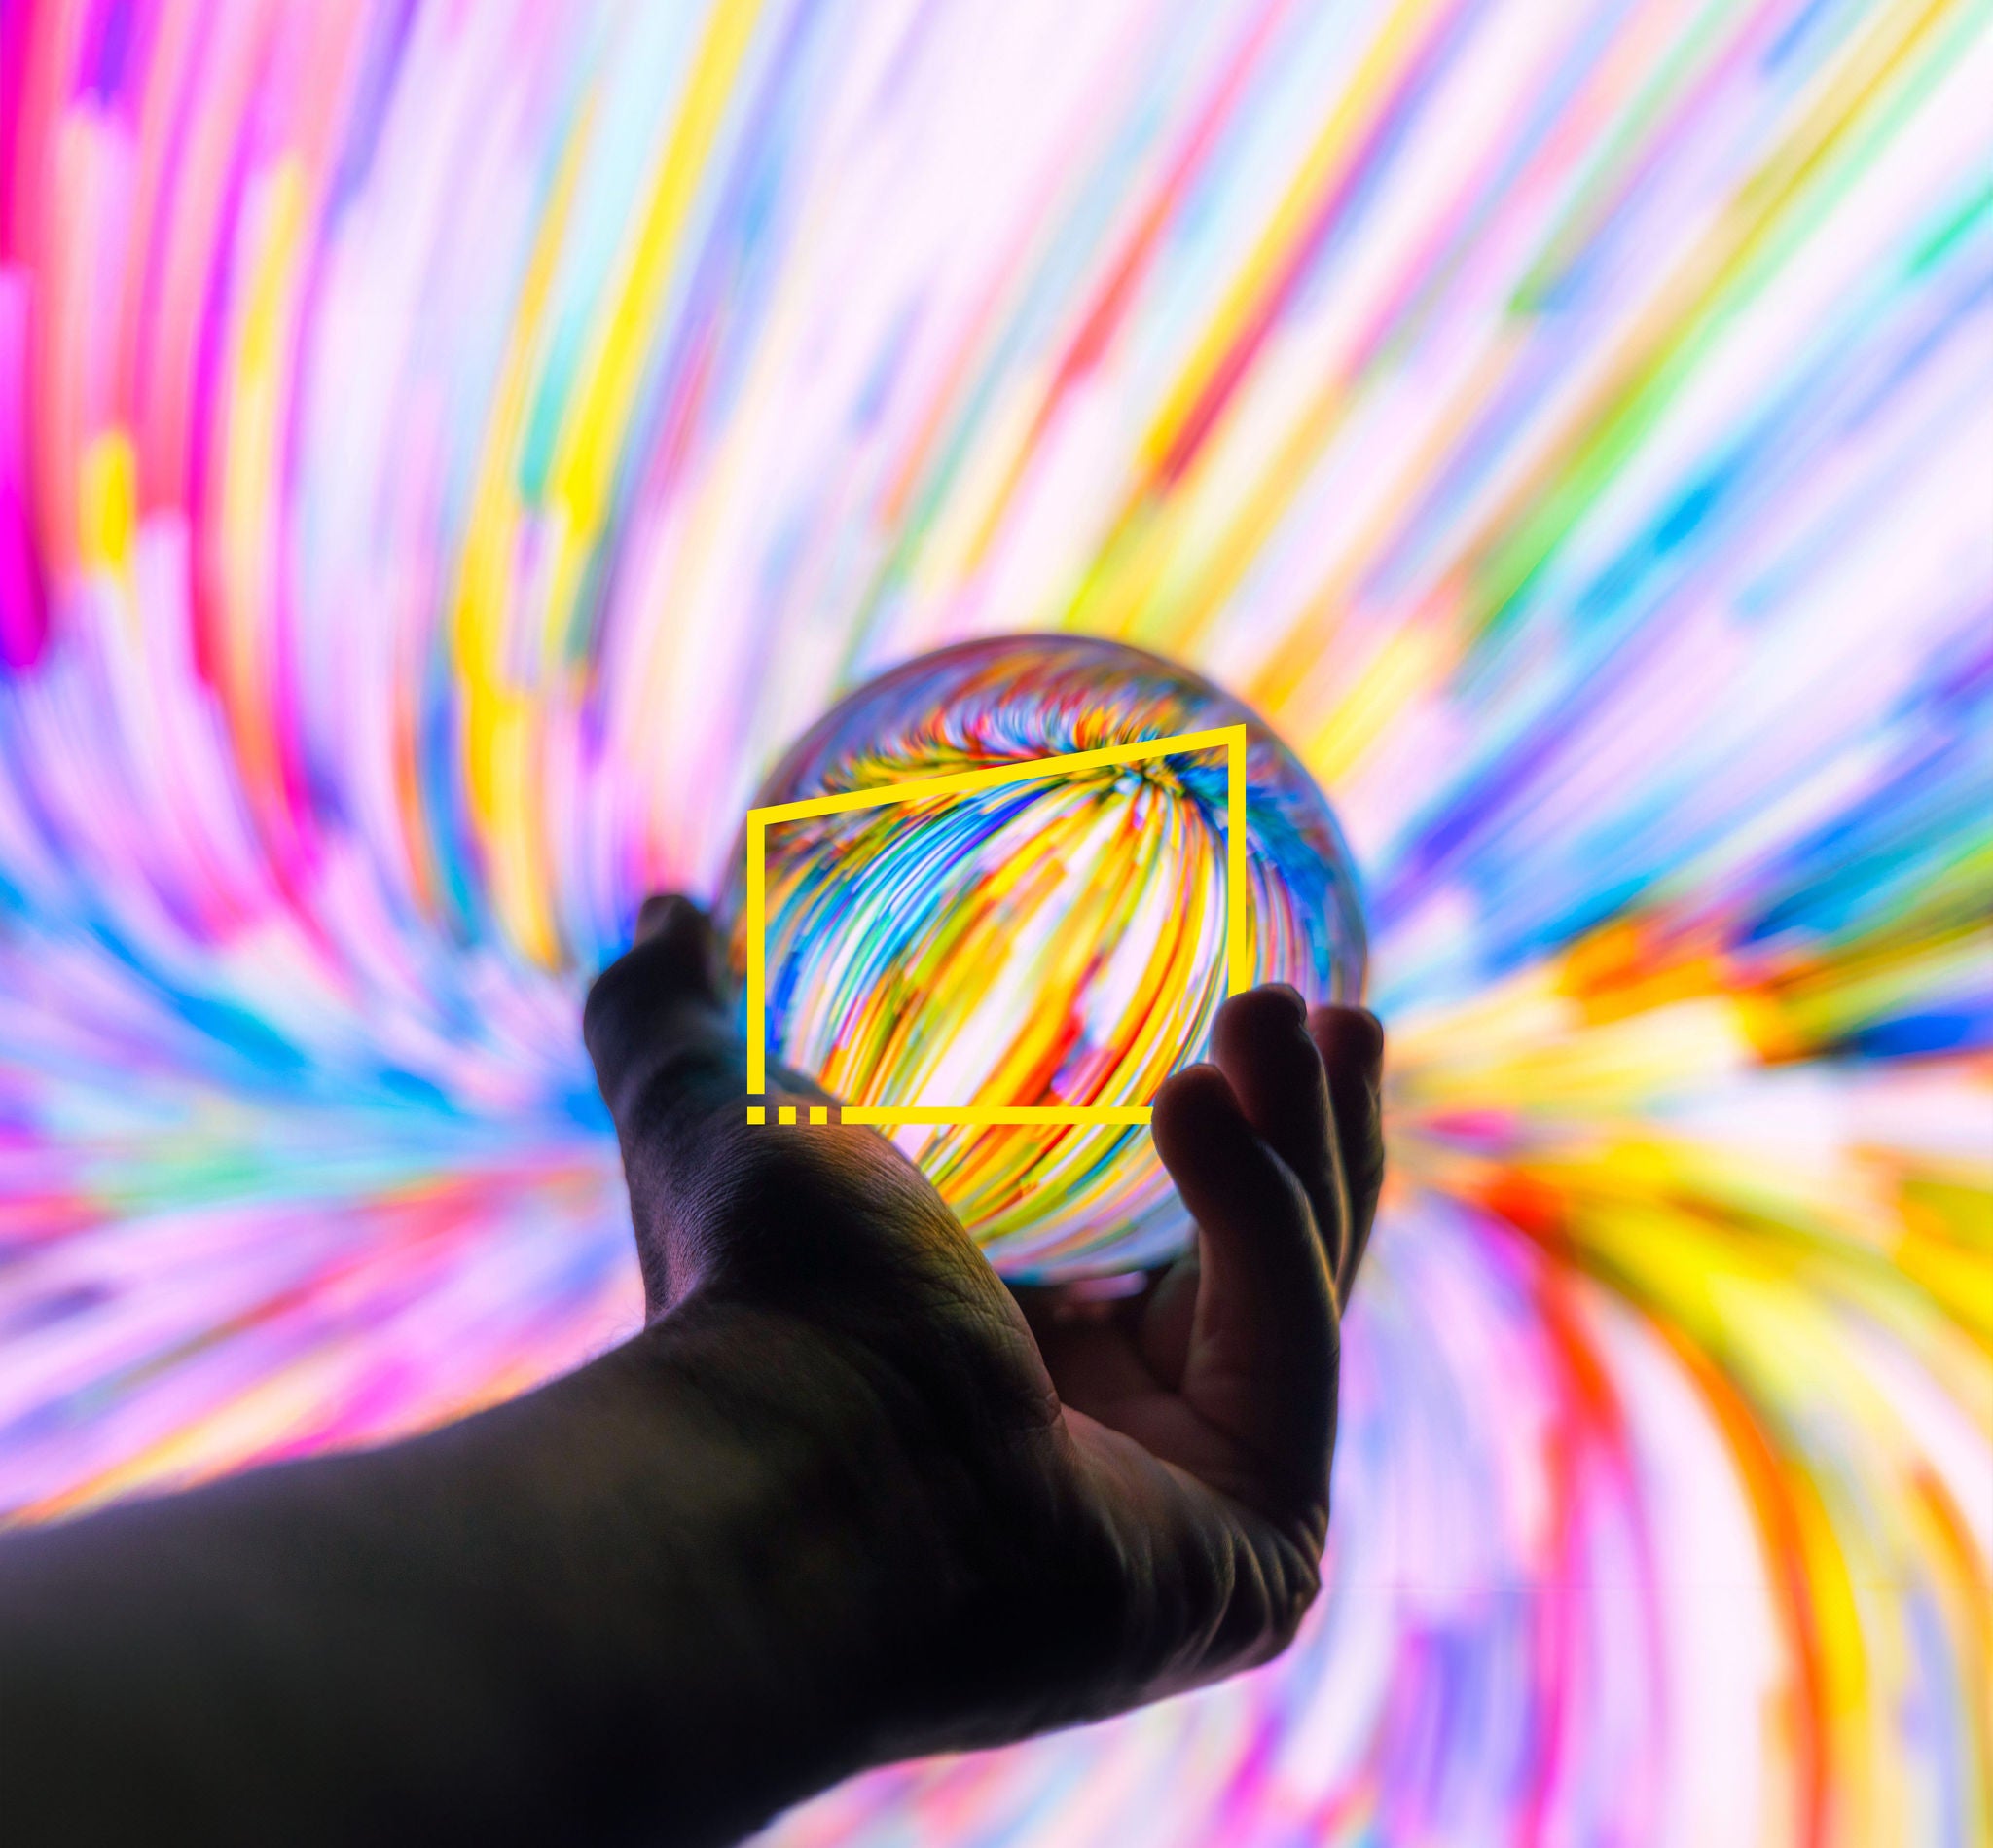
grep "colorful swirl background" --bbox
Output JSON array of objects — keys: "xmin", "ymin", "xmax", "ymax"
[{"xmin": 2, "ymin": 1, "xmax": 1988, "ymax": 1843}]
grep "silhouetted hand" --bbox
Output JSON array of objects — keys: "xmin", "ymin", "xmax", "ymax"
[
  {"xmin": 584, "ymin": 892, "xmax": 1385, "ymax": 1760},
  {"xmin": 0, "ymin": 889, "xmax": 1381, "ymax": 1848}
]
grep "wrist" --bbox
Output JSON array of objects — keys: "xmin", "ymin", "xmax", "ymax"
[
  {"xmin": 630, "ymin": 1299, "xmax": 1168, "ymax": 1765},
  {"xmin": 619, "ymin": 1290, "xmax": 1128, "ymax": 1767},
  {"xmin": 598, "ymin": 1305, "xmax": 972, "ymax": 1802}
]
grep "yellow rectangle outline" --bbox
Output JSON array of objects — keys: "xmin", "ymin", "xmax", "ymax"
[{"xmin": 745, "ymin": 724, "xmax": 1249, "ymax": 1125}]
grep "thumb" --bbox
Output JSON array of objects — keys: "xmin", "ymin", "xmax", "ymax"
[
  {"xmin": 585, "ymin": 895, "xmax": 757, "ymax": 1317},
  {"xmin": 583, "ymin": 894, "xmax": 735, "ymax": 1126}
]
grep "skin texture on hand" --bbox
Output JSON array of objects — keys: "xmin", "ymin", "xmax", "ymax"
[{"xmin": 583, "ymin": 893, "xmax": 1386, "ymax": 1764}]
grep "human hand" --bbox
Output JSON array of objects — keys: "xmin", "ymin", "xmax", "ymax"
[
  {"xmin": 583, "ymin": 893, "xmax": 1384, "ymax": 1763},
  {"xmin": 0, "ymin": 894, "xmax": 1377, "ymax": 1848}
]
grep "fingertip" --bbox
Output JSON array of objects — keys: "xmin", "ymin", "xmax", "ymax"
[
  {"xmin": 1153, "ymin": 1063, "xmax": 1258, "ymax": 1185},
  {"xmin": 634, "ymin": 891, "xmax": 713, "ymax": 958},
  {"xmin": 1212, "ymin": 986, "xmax": 1318, "ymax": 1089},
  {"xmin": 1309, "ymin": 1003, "xmax": 1384, "ymax": 1081},
  {"xmin": 634, "ymin": 893, "xmax": 680, "ymax": 944},
  {"xmin": 1267, "ymin": 981, "xmax": 1308, "ymax": 1019},
  {"xmin": 1215, "ymin": 983, "xmax": 1308, "ymax": 1040},
  {"xmin": 1151, "ymin": 1061, "xmax": 1236, "ymax": 1139},
  {"xmin": 584, "ymin": 892, "xmax": 728, "ymax": 1087},
  {"xmin": 638, "ymin": 893, "xmax": 723, "ymax": 993}
]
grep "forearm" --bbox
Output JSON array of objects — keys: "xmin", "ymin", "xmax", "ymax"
[{"xmin": 0, "ymin": 1306, "xmax": 928, "ymax": 1846}]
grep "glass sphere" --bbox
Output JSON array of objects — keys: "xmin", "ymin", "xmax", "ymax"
[{"xmin": 716, "ymin": 635, "xmax": 1365, "ymax": 1279}]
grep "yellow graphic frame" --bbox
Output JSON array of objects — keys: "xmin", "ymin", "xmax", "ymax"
[{"xmin": 744, "ymin": 724, "xmax": 1250, "ymax": 1126}]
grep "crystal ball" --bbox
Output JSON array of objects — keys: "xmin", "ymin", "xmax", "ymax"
[{"xmin": 715, "ymin": 635, "xmax": 1366, "ymax": 1280}]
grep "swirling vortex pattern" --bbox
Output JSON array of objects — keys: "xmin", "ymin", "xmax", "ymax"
[{"xmin": 2, "ymin": 2, "xmax": 1988, "ymax": 1844}]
